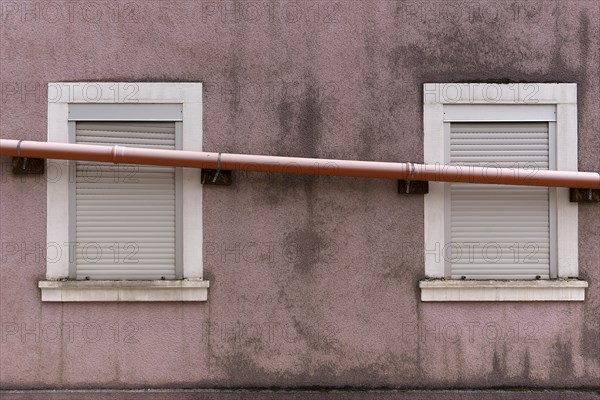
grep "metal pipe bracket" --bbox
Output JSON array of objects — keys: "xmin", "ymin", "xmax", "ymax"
[
  {"xmin": 570, "ymin": 188, "xmax": 600, "ymax": 203},
  {"xmin": 12, "ymin": 157, "xmax": 45, "ymax": 175},
  {"xmin": 201, "ymin": 169, "xmax": 232, "ymax": 186},
  {"xmin": 398, "ymin": 180, "xmax": 429, "ymax": 194}
]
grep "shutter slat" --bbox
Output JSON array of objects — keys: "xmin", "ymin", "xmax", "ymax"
[
  {"xmin": 75, "ymin": 121, "xmax": 177, "ymax": 280},
  {"xmin": 77, "ymin": 136, "xmax": 175, "ymax": 145},
  {"xmin": 76, "ymin": 165, "xmax": 173, "ymax": 172},
  {"xmin": 449, "ymin": 122, "xmax": 551, "ymax": 279}
]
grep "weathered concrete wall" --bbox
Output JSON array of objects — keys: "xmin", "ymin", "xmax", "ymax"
[
  {"xmin": 2, "ymin": 389, "xmax": 600, "ymax": 400},
  {"xmin": 0, "ymin": 0, "xmax": 599, "ymax": 391}
]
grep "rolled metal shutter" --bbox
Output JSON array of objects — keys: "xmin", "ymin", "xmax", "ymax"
[
  {"xmin": 75, "ymin": 122, "xmax": 177, "ymax": 280},
  {"xmin": 449, "ymin": 122, "xmax": 551, "ymax": 279}
]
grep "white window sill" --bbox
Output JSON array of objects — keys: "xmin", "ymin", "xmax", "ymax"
[
  {"xmin": 419, "ymin": 279, "xmax": 588, "ymax": 302},
  {"xmin": 39, "ymin": 280, "xmax": 209, "ymax": 302}
]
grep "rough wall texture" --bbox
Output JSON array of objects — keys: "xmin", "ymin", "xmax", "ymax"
[{"xmin": 0, "ymin": 0, "xmax": 599, "ymax": 392}]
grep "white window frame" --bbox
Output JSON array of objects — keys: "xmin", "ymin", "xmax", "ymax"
[
  {"xmin": 40, "ymin": 83, "xmax": 208, "ymax": 301},
  {"xmin": 420, "ymin": 83, "xmax": 587, "ymax": 301}
]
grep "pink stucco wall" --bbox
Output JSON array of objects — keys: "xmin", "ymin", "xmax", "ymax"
[{"xmin": 0, "ymin": 0, "xmax": 599, "ymax": 391}]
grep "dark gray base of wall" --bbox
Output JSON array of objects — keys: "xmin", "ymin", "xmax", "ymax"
[{"xmin": 1, "ymin": 390, "xmax": 599, "ymax": 400}]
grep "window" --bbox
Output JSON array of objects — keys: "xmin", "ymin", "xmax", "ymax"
[
  {"xmin": 40, "ymin": 83, "xmax": 208, "ymax": 301},
  {"xmin": 420, "ymin": 83, "xmax": 587, "ymax": 301}
]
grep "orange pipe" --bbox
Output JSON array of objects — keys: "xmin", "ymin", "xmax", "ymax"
[{"xmin": 1, "ymin": 139, "xmax": 598, "ymax": 189}]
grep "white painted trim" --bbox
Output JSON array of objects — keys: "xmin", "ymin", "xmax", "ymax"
[
  {"xmin": 47, "ymin": 102, "xmax": 70, "ymax": 280},
  {"xmin": 68, "ymin": 103, "xmax": 183, "ymax": 121},
  {"xmin": 39, "ymin": 280, "xmax": 209, "ymax": 302},
  {"xmin": 424, "ymin": 182, "xmax": 446, "ymax": 278},
  {"xmin": 46, "ymin": 83, "xmax": 207, "ymax": 299},
  {"xmin": 424, "ymin": 83, "xmax": 577, "ymax": 105},
  {"xmin": 182, "ymin": 99, "xmax": 203, "ymax": 280},
  {"xmin": 555, "ymin": 101, "xmax": 579, "ymax": 277},
  {"xmin": 443, "ymin": 104, "xmax": 556, "ymax": 122},
  {"xmin": 422, "ymin": 83, "xmax": 582, "ymax": 295},
  {"xmin": 419, "ymin": 279, "xmax": 587, "ymax": 301},
  {"xmin": 48, "ymin": 82, "xmax": 203, "ymax": 104},
  {"xmin": 423, "ymin": 103, "xmax": 445, "ymax": 278}
]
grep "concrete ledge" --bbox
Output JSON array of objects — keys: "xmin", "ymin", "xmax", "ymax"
[
  {"xmin": 38, "ymin": 280, "xmax": 209, "ymax": 302},
  {"xmin": 420, "ymin": 279, "xmax": 588, "ymax": 301}
]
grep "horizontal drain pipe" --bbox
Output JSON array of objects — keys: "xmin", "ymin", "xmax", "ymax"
[{"xmin": 1, "ymin": 139, "xmax": 599, "ymax": 189}]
